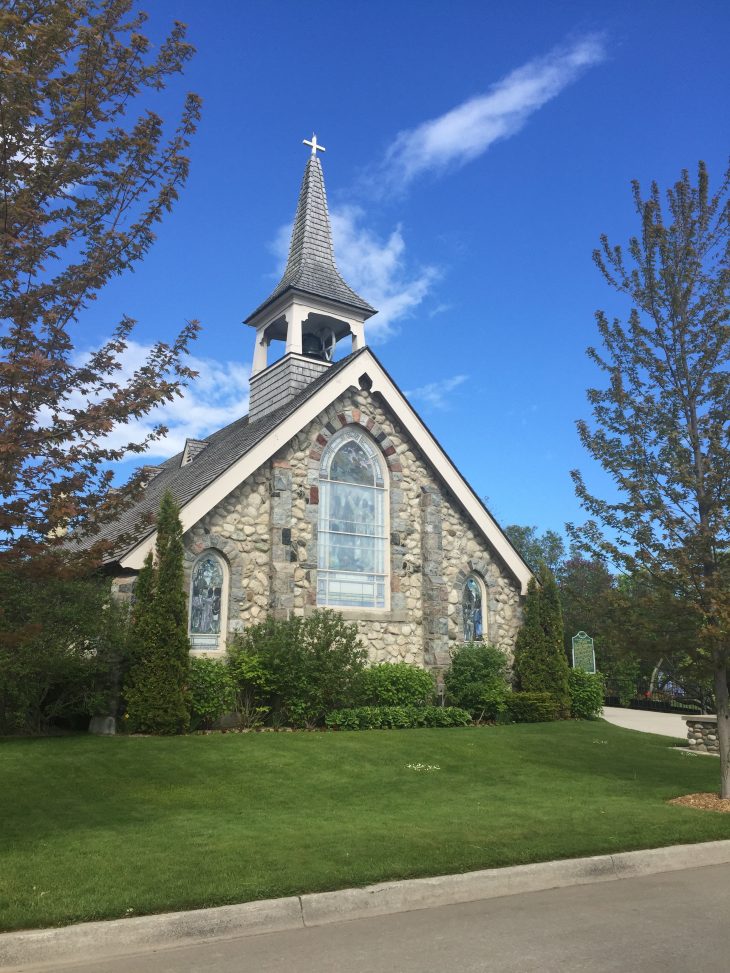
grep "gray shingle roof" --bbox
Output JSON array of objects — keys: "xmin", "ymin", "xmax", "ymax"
[
  {"xmin": 245, "ymin": 156, "xmax": 376, "ymax": 322},
  {"xmin": 88, "ymin": 350, "xmax": 367, "ymax": 563}
]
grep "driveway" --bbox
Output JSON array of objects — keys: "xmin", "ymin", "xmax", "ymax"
[{"xmin": 602, "ymin": 705, "xmax": 688, "ymax": 738}]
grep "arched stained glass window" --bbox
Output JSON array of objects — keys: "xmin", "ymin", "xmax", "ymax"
[
  {"xmin": 317, "ymin": 430, "xmax": 387, "ymax": 609},
  {"xmin": 190, "ymin": 552, "xmax": 226, "ymax": 648},
  {"xmin": 462, "ymin": 575, "xmax": 485, "ymax": 641}
]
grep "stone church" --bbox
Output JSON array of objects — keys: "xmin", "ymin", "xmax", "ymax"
[{"xmin": 108, "ymin": 139, "xmax": 532, "ymax": 676}]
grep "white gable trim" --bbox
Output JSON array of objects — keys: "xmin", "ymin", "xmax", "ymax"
[{"xmin": 120, "ymin": 351, "xmax": 534, "ymax": 593}]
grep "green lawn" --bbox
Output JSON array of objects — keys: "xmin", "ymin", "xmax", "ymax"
[{"xmin": 1, "ymin": 721, "xmax": 728, "ymax": 932}]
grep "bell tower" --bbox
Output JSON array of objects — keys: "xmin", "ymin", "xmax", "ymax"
[{"xmin": 245, "ymin": 135, "xmax": 376, "ymax": 421}]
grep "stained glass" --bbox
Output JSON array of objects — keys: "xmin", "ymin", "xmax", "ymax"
[
  {"xmin": 190, "ymin": 555, "xmax": 223, "ymax": 635},
  {"xmin": 462, "ymin": 576, "xmax": 483, "ymax": 641},
  {"xmin": 318, "ymin": 434, "xmax": 387, "ymax": 609},
  {"xmin": 330, "ymin": 440, "xmax": 376, "ymax": 485}
]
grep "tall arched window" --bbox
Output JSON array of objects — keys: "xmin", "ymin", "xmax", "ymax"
[
  {"xmin": 462, "ymin": 574, "xmax": 486, "ymax": 642},
  {"xmin": 189, "ymin": 551, "xmax": 228, "ymax": 650},
  {"xmin": 317, "ymin": 429, "xmax": 388, "ymax": 609}
]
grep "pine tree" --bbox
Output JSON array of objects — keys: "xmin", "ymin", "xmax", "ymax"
[
  {"xmin": 514, "ymin": 565, "xmax": 570, "ymax": 714},
  {"xmin": 124, "ymin": 492, "xmax": 189, "ymax": 733}
]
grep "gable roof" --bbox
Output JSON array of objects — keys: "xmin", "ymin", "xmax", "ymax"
[
  {"xmin": 107, "ymin": 348, "xmax": 533, "ymax": 594},
  {"xmin": 245, "ymin": 156, "xmax": 375, "ymax": 323}
]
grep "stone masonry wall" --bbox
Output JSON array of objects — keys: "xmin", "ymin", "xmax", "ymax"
[
  {"xmin": 685, "ymin": 716, "xmax": 719, "ymax": 754},
  {"xmin": 181, "ymin": 385, "xmax": 524, "ymax": 672}
]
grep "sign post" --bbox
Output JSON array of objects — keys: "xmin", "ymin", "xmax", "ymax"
[{"xmin": 571, "ymin": 631, "xmax": 596, "ymax": 674}]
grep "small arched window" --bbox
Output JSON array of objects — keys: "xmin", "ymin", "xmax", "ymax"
[
  {"xmin": 317, "ymin": 429, "xmax": 388, "ymax": 609},
  {"xmin": 462, "ymin": 574, "xmax": 486, "ymax": 642},
  {"xmin": 189, "ymin": 551, "xmax": 228, "ymax": 650}
]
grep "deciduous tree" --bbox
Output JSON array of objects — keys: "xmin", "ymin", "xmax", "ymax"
[
  {"xmin": 570, "ymin": 162, "xmax": 730, "ymax": 795},
  {"xmin": 0, "ymin": 1, "xmax": 201, "ymax": 569}
]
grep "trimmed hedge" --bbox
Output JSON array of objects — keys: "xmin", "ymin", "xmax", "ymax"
[
  {"xmin": 506, "ymin": 691, "xmax": 559, "ymax": 723},
  {"xmin": 443, "ymin": 642, "xmax": 510, "ymax": 720},
  {"xmin": 568, "ymin": 669, "xmax": 604, "ymax": 720},
  {"xmin": 354, "ymin": 662, "xmax": 435, "ymax": 707},
  {"xmin": 325, "ymin": 705, "xmax": 472, "ymax": 731}
]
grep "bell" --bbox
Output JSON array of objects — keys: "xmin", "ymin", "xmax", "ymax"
[{"xmin": 302, "ymin": 332, "xmax": 325, "ymax": 360}]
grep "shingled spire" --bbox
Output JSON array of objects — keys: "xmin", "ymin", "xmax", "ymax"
[
  {"xmin": 245, "ymin": 154, "xmax": 375, "ymax": 322},
  {"xmin": 245, "ymin": 139, "xmax": 377, "ymax": 421}
]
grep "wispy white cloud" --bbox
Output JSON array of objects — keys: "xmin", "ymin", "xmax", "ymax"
[
  {"xmin": 271, "ymin": 206, "xmax": 438, "ymax": 342},
  {"xmin": 380, "ymin": 34, "xmax": 606, "ymax": 190},
  {"xmin": 68, "ymin": 340, "xmax": 250, "ymax": 461},
  {"xmin": 405, "ymin": 373, "xmax": 468, "ymax": 409}
]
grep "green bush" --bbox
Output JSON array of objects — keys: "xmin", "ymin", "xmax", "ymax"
[
  {"xmin": 568, "ymin": 669, "xmax": 604, "ymax": 720},
  {"xmin": 506, "ymin": 692, "xmax": 560, "ymax": 723},
  {"xmin": 325, "ymin": 705, "xmax": 472, "ymax": 730},
  {"xmin": 124, "ymin": 493, "xmax": 191, "ymax": 735},
  {"xmin": 444, "ymin": 642, "xmax": 510, "ymax": 720},
  {"xmin": 0, "ymin": 569, "xmax": 130, "ymax": 735},
  {"xmin": 514, "ymin": 567, "xmax": 570, "ymax": 716},
  {"xmin": 227, "ymin": 610, "xmax": 366, "ymax": 728},
  {"xmin": 354, "ymin": 662, "xmax": 435, "ymax": 707},
  {"xmin": 189, "ymin": 657, "xmax": 236, "ymax": 730}
]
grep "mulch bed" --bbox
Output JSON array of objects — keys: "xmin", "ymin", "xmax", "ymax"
[{"xmin": 669, "ymin": 792, "xmax": 730, "ymax": 813}]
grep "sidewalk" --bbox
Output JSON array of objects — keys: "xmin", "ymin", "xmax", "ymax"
[{"xmin": 602, "ymin": 706, "xmax": 688, "ymax": 738}]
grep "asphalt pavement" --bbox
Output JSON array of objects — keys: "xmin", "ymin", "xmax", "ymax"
[
  {"xmin": 13, "ymin": 862, "xmax": 730, "ymax": 973},
  {"xmin": 601, "ymin": 706, "xmax": 688, "ymax": 738}
]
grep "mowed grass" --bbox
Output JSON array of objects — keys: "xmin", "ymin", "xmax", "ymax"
[{"xmin": 2, "ymin": 721, "xmax": 729, "ymax": 931}]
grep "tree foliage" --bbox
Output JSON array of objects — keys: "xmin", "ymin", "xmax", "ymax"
[
  {"xmin": 504, "ymin": 524, "xmax": 566, "ymax": 577},
  {"xmin": 514, "ymin": 566, "xmax": 570, "ymax": 714},
  {"xmin": 570, "ymin": 161, "xmax": 730, "ymax": 794},
  {"xmin": 124, "ymin": 491, "xmax": 190, "ymax": 733},
  {"xmin": 0, "ymin": 1, "xmax": 201, "ymax": 568}
]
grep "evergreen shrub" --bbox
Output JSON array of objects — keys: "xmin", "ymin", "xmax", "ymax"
[
  {"xmin": 354, "ymin": 662, "xmax": 435, "ymax": 707},
  {"xmin": 444, "ymin": 642, "xmax": 510, "ymax": 720},
  {"xmin": 325, "ymin": 705, "xmax": 472, "ymax": 730},
  {"xmin": 514, "ymin": 566, "xmax": 570, "ymax": 715},
  {"xmin": 227, "ymin": 610, "xmax": 366, "ymax": 728},
  {"xmin": 507, "ymin": 692, "xmax": 560, "ymax": 723},
  {"xmin": 124, "ymin": 492, "xmax": 191, "ymax": 734},
  {"xmin": 189, "ymin": 657, "xmax": 236, "ymax": 730},
  {"xmin": 567, "ymin": 669, "xmax": 604, "ymax": 720}
]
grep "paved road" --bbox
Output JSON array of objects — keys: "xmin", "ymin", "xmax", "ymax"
[
  {"xmin": 18, "ymin": 863, "xmax": 730, "ymax": 973},
  {"xmin": 602, "ymin": 706, "xmax": 688, "ymax": 738}
]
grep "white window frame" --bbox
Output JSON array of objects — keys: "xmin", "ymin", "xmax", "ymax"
[
  {"xmin": 188, "ymin": 550, "xmax": 229, "ymax": 654},
  {"xmin": 462, "ymin": 572, "xmax": 487, "ymax": 642},
  {"xmin": 316, "ymin": 428, "xmax": 390, "ymax": 611}
]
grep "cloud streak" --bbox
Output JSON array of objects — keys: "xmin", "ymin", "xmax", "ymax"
[
  {"xmin": 405, "ymin": 374, "xmax": 468, "ymax": 410},
  {"xmin": 381, "ymin": 34, "xmax": 606, "ymax": 189}
]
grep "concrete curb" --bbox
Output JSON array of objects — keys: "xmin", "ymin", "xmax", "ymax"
[{"xmin": 3, "ymin": 839, "xmax": 730, "ymax": 971}]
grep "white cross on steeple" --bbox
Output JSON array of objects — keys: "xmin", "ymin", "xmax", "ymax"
[{"xmin": 303, "ymin": 133, "xmax": 326, "ymax": 157}]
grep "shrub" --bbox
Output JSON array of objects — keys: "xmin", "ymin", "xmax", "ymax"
[
  {"xmin": 506, "ymin": 691, "xmax": 560, "ymax": 723},
  {"xmin": 0, "ymin": 569, "xmax": 130, "ymax": 735},
  {"xmin": 354, "ymin": 662, "xmax": 435, "ymax": 707},
  {"xmin": 568, "ymin": 669, "xmax": 604, "ymax": 720},
  {"xmin": 514, "ymin": 566, "xmax": 570, "ymax": 716},
  {"xmin": 325, "ymin": 705, "xmax": 472, "ymax": 730},
  {"xmin": 444, "ymin": 642, "xmax": 510, "ymax": 719},
  {"xmin": 124, "ymin": 493, "xmax": 190, "ymax": 735},
  {"xmin": 227, "ymin": 610, "xmax": 366, "ymax": 728},
  {"xmin": 189, "ymin": 657, "xmax": 236, "ymax": 730}
]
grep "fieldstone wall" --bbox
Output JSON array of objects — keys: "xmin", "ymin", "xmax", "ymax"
[
  {"xmin": 177, "ymin": 384, "xmax": 524, "ymax": 672},
  {"xmin": 685, "ymin": 716, "xmax": 719, "ymax": 754}
]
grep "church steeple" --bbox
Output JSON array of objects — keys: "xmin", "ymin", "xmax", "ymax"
[{"xmin": 245, "ymin": 138, "xmax": 376, "ymax": 421}]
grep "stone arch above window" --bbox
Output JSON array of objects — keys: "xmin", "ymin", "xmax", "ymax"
[
  {"xmin": 189, "ymin": 549, "xmax": 229, "ymax": 652},
  {"xmin": 316, "ymin": 427, "xmax": 389, "ymax": 610}
]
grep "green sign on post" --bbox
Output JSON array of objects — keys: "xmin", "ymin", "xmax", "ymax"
[{"xmin": 571, "ymin": 631, "xmax": 596, "ymax": 673}]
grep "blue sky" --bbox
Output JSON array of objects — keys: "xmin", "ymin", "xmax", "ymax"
[{"xmin": 84, "ymin": 0, "xmax": 729, "ymax": 535}]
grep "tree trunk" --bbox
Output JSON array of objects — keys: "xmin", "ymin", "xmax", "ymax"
[{"xmin": 713, "ymin": 665, "xmax": 730, "ymax": 800}]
